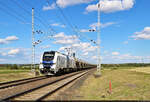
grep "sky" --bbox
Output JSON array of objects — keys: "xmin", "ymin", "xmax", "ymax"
[{"xmin": 0, "ymin": 0, "xmax": 150, "ymax": 64}]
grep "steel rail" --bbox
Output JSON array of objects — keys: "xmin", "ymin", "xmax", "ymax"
[
  {"xmin": 1, "ymin": 68, "xmax": 94, "ymax": 101},
  {"xmin": 0, "ymin": 76, "xmax": 48, "ymax": 89},
  {"xmin": 36, "ymin": 70, "xmax": 91, "ymax": 101}
]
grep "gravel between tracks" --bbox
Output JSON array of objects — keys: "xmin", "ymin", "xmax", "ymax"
[
  {"xmin": 13, "ymin": 71, "xmax": 88, "ymax": 101},
  {"xmin": 0, "ymin": 70, "xmax": 88, "ymax": 101},
  {"xmin": 44, "ymin": 68, "xmax": 96, "ymax": 100}
]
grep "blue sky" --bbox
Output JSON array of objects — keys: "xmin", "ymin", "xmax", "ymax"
[{"xmin": 0, "ymin": 0, "xmax": 150, "ymax": 64}]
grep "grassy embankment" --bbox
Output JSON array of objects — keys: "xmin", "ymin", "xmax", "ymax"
[
  {"xmin": 73, "ymin": 67, "xmax": 150, "ymax": 100},
  {"xmin": 0, "ymin": 67, "xmax": 39, "ymax": 82}
]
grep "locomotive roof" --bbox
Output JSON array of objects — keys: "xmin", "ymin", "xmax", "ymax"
[{"xmin": 44, "ymin": 51, "xmax": 67, "ymax": 56}]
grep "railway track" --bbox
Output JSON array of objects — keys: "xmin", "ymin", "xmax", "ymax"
[
  {"xmin": 0, "ymin": 76, "xmax": 47, "ymax": 89},
  {"xmin": 0, "ymin": 68, "xmax": 95, "ymax": 101}
]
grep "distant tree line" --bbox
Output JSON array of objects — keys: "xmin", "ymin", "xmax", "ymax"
[
  {"xmin": 101, "ymin": 63, "xmax": 150, "ymax": 68},
  {"xmin": 0, "ymin": 64, "xmax": 39, "ymax": 70},
  {"xmin": 0, "ymin": 63, "xmax": 150, "ymax": 70}
]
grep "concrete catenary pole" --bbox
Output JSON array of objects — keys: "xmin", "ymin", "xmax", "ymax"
[
  {"xmin": 31, "ymin": 8, "xmax": 35, "ymax": 72},
  {"xmin": 97, "ymin": 1, "xmax": 101, "ymax": 74}
]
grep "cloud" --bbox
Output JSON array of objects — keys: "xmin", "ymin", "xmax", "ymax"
[
  {"xmin": 43, "ymin": 0, "xmax": 93, "ymax": 11},
  {"xmin": 92, "ymin": 56, "xmax": 97, "ymax": 60},
  {"xmin": 90, "ymin": 22, "xmax": 116, "ymax": 29},
  {"xmin": 54, "ymin": 32, "xmax": 98, "ymax": 62},
  {"xmin": 43, "ymin": 3, "xmax": 56, "ymax": 11},
  {"xmin": 112, "ymin": 52, "xmax": 120, "ymax": 55},
  {"xmin": 0, "ymin": 36, "xmax": 19, "ymax": 44},
  {"xmin": 103, "ymin": 50, "xmax": 108, "ymax": 54},
  {"xmin": 40, "ymin": 45, "xmax": 50, "ymax": 49},
  {"xmin": 56, "ymin": 0, "xmax": 93, "ymax": 8},
  {"xmin": 131, "ymin": 27, "xmax": 150, "ymax": 40},
  {"xmin": 51, "ymin": 23, "xmax": 66, "ymax": 28},
  {"xmin": 112, "ymin": 53, "xmax": 143, "ymax": 60},
  {"xmin": 0, "ymin": 58, "xmax": 5, "ymax": 62},
  {"xmin": 0, "ymin": 52, "xmax": 7, "ymax": 56},
  {"xmin": 80, "ymin": 29, "xmax": 90, "ymax": 33},
  {"xmin": 53, "ymin": 32, "xmax": 79, "ymax": 45},
  {"xmin": 8, "ymin": 49, "xmax": 20, "ymax": 55},
  {"xmin": 0, "ymin": 39, "xmax": 7, "ymax": 44},
  {"xmin": 5, "ymin": 36, "xmax": 18, "ymax": 41},
  {"xmin": 85, "ymin": 0, "xmax": 135, "ymax": 13},
  {"xmin": 0, "ymin": 47, "xmax": 33, "ymax": 64},
  {"xmin": 83, "ymin": 52, "xmax": 88, "ymax": 56},
  {"xmin": 123, "ymin": 41, "xmax": 128, "ymax": 44},
  {"xmin": 80, "ymin": 22, "xmax": 116, "ymax": 33}
]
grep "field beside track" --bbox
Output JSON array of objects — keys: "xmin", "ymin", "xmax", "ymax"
[
  {"xmin": 72, "ymin": 67, "xmax": 150, "ymax": 100},
  {"xmin": 129, "ymin": 67, "xmax": 150, "ymax": 74},
  {"xmin": 0, "ymin": 69, "xmax": 36, "ymax": 82}
]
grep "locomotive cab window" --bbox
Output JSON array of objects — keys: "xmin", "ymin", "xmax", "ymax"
[{"xmin": 43, "ymin": 52, "xmax": 55, "ymax": 61}]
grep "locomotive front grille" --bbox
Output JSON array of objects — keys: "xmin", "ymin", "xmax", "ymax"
[{"xmin": 43, "ymin": 63, "xmax": 53, "ymax": 68}]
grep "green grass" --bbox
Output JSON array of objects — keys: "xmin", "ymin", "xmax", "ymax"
[
  {"xmin": 0, "ymin": 70, "xmax": 30, "ymax": 74},
  {"xmin": 72, "ymin": 67, "xmax": 150, "ymax": 100},
  {"xmin": 0, "ymin": 69, "xmax": 40, "ymax": 82}
]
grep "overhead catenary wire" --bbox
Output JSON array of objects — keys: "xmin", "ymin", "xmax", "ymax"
[
  {"xmin": 10, "ymin": 0, "xmax": 58, "ymax": 44},
  {"xmin": 21, "ymin": 0, "xmax": 57, "ymax": 33},
  {"xmin": 47, "ymin": 0, "xmax": 98, "ymax": 59},
  {"xmin": 46, "ymin": 0, "xmax": 88, "ymax": 52},
  {"xmin": 0, "ymin": 1, "xmax": 29, "ymax": 24},
  {"xmin": 52, "ymin": 0, "xmax": 98, "ymax": 45},
  {"xmin": 46, "ymin": 0, "xmax": 73, "ymax": 35}
]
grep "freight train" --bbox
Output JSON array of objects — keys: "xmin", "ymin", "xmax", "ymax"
[{"xmin": 39, "ymin": 51, "xmax": 95, "ymax": 75}]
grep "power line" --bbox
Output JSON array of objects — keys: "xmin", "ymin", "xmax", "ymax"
[
  {"xmin": 21, "ymin": 0, "xmax": 57, "ymax": 32},
  {"xmin": 52, "ymin": 0, "xmax": 98, "ymax": 45},
  {"xmin": 0, "ymin": 1, "xmax": 29, "ymax": 23},
  {"xmin": 46, "ymin": 0, "xmax": 73, "ymax": 35},
  {"xmin": 11, "ymin": 0, "xmax": 58, "ymax": 43}
]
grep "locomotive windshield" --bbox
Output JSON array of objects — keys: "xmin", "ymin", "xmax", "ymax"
[{"xmin": 43, "ymin": 51, "xmax": 55, "ymax": 61}]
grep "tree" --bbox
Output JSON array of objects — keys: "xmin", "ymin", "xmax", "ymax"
[{"xmin": 11, "ymin": 64, "xmax": 18, "ymax": 69}]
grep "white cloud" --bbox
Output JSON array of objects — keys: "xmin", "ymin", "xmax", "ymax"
[
  {"xmin": 123, "ymin": 41, "xmax": 128, "ymax": 44},
  {"xmin": 104, "ymin": 50, "xmax": 108, "ymax": 54},
  {"xmin": 53, "ymin": 32, "xmax": 65, "ymax": 38},
  {"xmin": 54, "ymin": 33, "xmax": 98, "ymax": 62},
  {"xmin": 8, "ymin": 49, "xmax": 20, "ymax": 55},
  {"xmin": 59, "ymin": 46, "xmax": 66, "ymax": 51},
  {"xmin": 83, "ymin": 45, "xmax": 97, "ymax": 52},
  {"xmin": 92, "ymin": 56, "xmax": 97, "ymax": 60},
  {"xmin": 43, "ymin": 0, "xmax": 93, "ymax": 11},
  {"xmin": 80, "ymin": 29, "xmax": 90, "ymax": 33},
  {"xmin": 56, "ymin": 0, "xmax": 93, "ymax": 8},
  {"xmin": 112, "ymin": 52, "xmax": 120, "ymax": 55},
  {"xmin": 0, "ymin": 52, "xmax": 7, "ymax": 56},
  {"xmin": 86, "ymin": 0, "xmax": 135, "ymax": 13},
  {"xmin": 53, "ymin": 32, "xmax": 79, "ymax": 45},
  {"xmin": 112, "ymin": 53, "xmax": 142, "ymax": 60},
  {"xmin": 90, "ymin": 22, "xmax": 116, "ymax": 29},
  {"xmin": 51, "ymin": 23, "xmax": 66, "ymax": 28},
  {"xmin": 54, "ymin": 39, "xmax": 78, "ymax": 45},
  {"xmin": 0, "ymin": 36, "xmax": 19, "ymax": 44},
  {"xmin": 80, "ymin": 22, "xmax": 116, "ymax": 33},
  {"xmin": 43, "ymin": 3, "xmax": 56, "ymax": 11},
  {"xmin": 5, "ymin": 36, "xmax": 18, "ymax": 41},
  {"xmin": 131, "ymin": 27, "xmax": 150, "ymax": 40},
  {"xmin": 0, "ymin": 39, "xmax": 7, "ymax": 44},
  {"xmin": 0, "ymin": 58, "xmax": 5, "ymax": 62},
  {"xmin": 40, "ymin": 45, "xmax": 50, "ymax": 49},
  {"xmin": 83, "ymin": 52, "xmax": 88, "ymax": 56}
]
